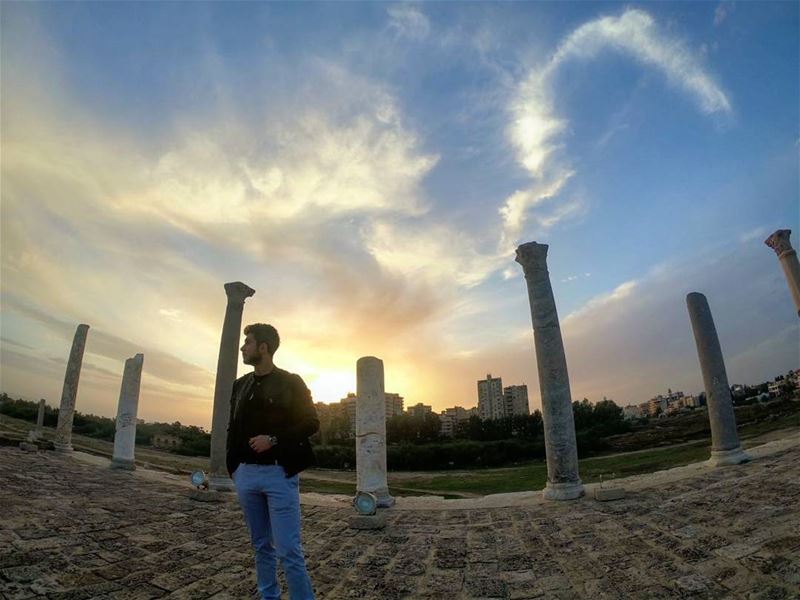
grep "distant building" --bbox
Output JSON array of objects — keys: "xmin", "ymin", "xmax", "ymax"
[
  {"xmin": 152, "ymin": 434, "xmax": 181, "ymax": 449},
  {"xmin": 439, "ymin": 406, "xmax": 476, "ymax": 437},
  {"xmin": 478, "ymin": 374, "xmax": 505, "ymax": 421},
  {"xmin": 385, "ymin": 393, "xmax": 404, "ymax": 418},
  {"xmin": 339, "ymin": 391, "xmax": 405, "ymax": 433},
  {"xmin": 407, "ymin": 403, "xmax": 432, "ymax": 418},
  {"xmin": 442, "ymin": 406, "xmax": 474, "ymax": 421},
  {"xmin": 682, "ymin": 395, "xmax": 702, "ymax": 409},
  {"xmin": 647, "ymin": 396, "xmax": 668, "ymax": 417},
  {"xmin": 768, "ymin": 377, "xmax": 785, "ymax": 398},
  {"xmin": 340, "ymin": 393, "xmax": 358, "ymax": 432},
  {"xmin": 622, "ymin": 404, "xmax": 644, "ymax": 419},
  {"xmin": 646, "ymin": 389, "xmax": 687, "ymax": 417},
  {"xmin": 439, "ymin": 413, "xmax": 455, "ymax": 437},
  {"xmin": 504, "ymin": 385, "xmax": 530, "ymax": 416}
]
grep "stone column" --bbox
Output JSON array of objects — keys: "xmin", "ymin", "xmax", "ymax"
[
  {"xmin": 686, "ymin": 293, "xmax": 749, "ymax": 466},
  {"xmin": 209, "ymin": 282, "xmax": 255, "ymax": 491},
  {"xmin": 111, "ymin": 354, "xmax": 144, "ymax": 470},
  {"xmin": 516, "ymin": 242, "xmax": 584, "ymax": 500},
  {"xmin": 765, "ymin": 229, "xmax": 800, "ymax": 318},
  {"xmin": 36, "ymin": 399, "xmax": 46, "ymax": 430},
  {"xmin": 356, "ymin": 357, "xmax": 394, "ymax": 507},
  {"xmin": 54, "ymin": 324, "xmax": 90, "ymax": 453},
  {"xmin": 30, "ymin": 399, "xmax": 46, "ymax": 441}
]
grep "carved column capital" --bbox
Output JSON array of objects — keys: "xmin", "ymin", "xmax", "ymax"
[
  {"xmin": 515, "ymin": 242, "xmax": 549, "ymax": 273},
  {"xmin": 224, "ymin": 281, "xmax": 255, "ymax": 304},
  {"xmin": 765, "ymin": 229, "xmax": 794, "ymax": 258}
]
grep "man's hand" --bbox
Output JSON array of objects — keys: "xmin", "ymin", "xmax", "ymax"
[{"xmin": 249, "ymin": 435, "xmax": 275, "ymax": 453}]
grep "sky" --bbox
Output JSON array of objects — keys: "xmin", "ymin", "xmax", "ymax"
[{"xmin": 1, "ymin": 1, "xmax": 798, "ymax": 429}]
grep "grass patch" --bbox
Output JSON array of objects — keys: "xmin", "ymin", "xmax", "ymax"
[{"xmin": 4, "ymin": 411, "xmax": 797, "ymax": 497}]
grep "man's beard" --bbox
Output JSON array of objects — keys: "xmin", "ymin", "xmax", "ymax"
[{"xmin": 243, "ymin": 350, "xmax": 263, "ymax": 365}]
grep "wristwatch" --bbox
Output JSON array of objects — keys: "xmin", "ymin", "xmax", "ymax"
[{"xmin": 267, "ymin": 435, "xmax": 278, "ymax": 446}]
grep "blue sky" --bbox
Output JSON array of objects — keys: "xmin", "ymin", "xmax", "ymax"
[{"xmin": 1, "ymin": 2, "xmax": 797, "ymax": 428}]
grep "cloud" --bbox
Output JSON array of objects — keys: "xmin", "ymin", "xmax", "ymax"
[
  {"xmin": 501, "ymin": 8, "xmax": 732, "ymax": 249},
  {"xmin": 387, "ymin": 4, "xmax": 431, "ymax": 41},
  {"xmin": 2, "ymin": 295, "xmax": 214, "ymax": 388},
  {"xmin": 714, "ymin": 2, "xmax": 735, "ymax": 27},
  {"xmin": 558, "ymin": 243, "xmax": 798, "ymax": 404},
  {"xmin": 431, "ymin": 240, "xmax": 799, "ymax": 412},
  {"xmin": 739, "ymin": 226, "xmax": 767, "ymax": 244},
  {"xmin": 0, "ymin": 16, "xmax": 483, "ymax": 423}
]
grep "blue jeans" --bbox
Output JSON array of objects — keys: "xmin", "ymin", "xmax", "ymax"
[{"xmin": 234, "ymin": 463, "xmax": 315, "ymax": 600}]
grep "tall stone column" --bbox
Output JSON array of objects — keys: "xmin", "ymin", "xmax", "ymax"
[
  {"xmin": 36, "ymin": 399, "xmax": 46, "ymax": 430},
  {"xmin": 111, "ymin": 354, "xmax": 144, "ymax": 470},
  {"xmin": 516, "ymin": 242, "xmax": 584, "ymax": 500},
  {"xmin": 765, "ymin": 229, "xmax": 800, "ymax": 318},
  {"xmin": 686, "ymin": 293, "xmax": 749, "ymax": 467},
  {"xmin": 209, "ymin": 282, "xmax": 255, "ymax": 491},
  {"xmin": 31, "ymin": 399, "xmax": 46, "ymax": 441},
  {"xmin": 356, "ymin": 357, "xmax": 394, "ymax": 507},
  {"xmin": 54, "ymin": 324, "xmax": 90, "ymax": 453}
]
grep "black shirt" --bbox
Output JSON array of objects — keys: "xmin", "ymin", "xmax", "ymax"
[
  {"xmin": 239, "ymin": 371, "xmax": 280, "ymax": 464},
  {"xmin": 227, "ymin": 367, "xmax": 320, "ymax": 476}
]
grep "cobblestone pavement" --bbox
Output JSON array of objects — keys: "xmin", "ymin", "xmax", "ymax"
[{"xmin": 1, "ymin": 445, "xmax": 799, "ymax": 600}]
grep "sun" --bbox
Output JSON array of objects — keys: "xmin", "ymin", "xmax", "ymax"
[{"xmin": 304, "ymin": 370, "xmax": 356, "ymax": 405}]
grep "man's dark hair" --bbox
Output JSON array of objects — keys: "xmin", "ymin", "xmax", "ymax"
[{"xmin": 244, "ymin": 323, "xmax": 280, "ymax": 356}]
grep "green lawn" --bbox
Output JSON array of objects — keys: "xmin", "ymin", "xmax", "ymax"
[{"xmin": 2, "ymin": 412, "xmax": 796, "ymax": 497}]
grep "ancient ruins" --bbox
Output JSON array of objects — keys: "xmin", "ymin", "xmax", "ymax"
[
  {"xmin": 208, "ymin": 281, "xmax": 255, "ymax": 491},
  {"xmin": 111, "ymin": 353, "xmax": 145, "ymax": 470},
  {"xmin": 515, "ymin": 242, "xmax": 584, "ymax": 500},
  {"xmin": 765, "ymin": 228, "xmax": 800, "ymax": 317},
  {"xmin": 355, "ymin": 356, "xmax": 395, "ymax": 508},
  {"xmin": 4, "ymin": 231, "xmax": 798, "ymax": 599},
  {"xmin": 686, "ymin": 293, "xmax": 749, "ymax": 467},
  {"xmin": 53, "ymin": 323, "xmax": 90, "ymax": 453}
]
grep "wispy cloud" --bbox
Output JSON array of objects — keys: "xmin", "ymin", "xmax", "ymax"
[
  {"xmin": 501, "ymin": 8, "xmax": 732, "ymax": 250},
  {"xmin": 0, "ymin": 15, "xmax": 480, "ymax": 421},
  {"xmin": 450, "ymin": 242, "xmax": 798, "ymax": 410},
  {"xmin": 387, "ymin": 3, "xmax": 431, "ymax": 41},
  {"xmin": 714, "ymin": 2, "xmax": 735, "ymax": 27},
  {"xmin": 739, "ymin": 226, "xmax": 767, "ymax": 244}
]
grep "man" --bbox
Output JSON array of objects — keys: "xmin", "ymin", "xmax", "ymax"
[{"xmin": 227, "ymin": 323, "xmax": 319, "ymax": 600}]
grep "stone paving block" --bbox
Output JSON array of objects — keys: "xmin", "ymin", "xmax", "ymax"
[
  {"xmin": 3, "ymin": 446, "xmax": 800, "ymax": 599},
  {"xmin": 715, "ymin": 542, "xmax": 761, "ymax": 560}
]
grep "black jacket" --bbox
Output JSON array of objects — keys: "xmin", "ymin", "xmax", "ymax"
[{"xmin": 226, "ymin": 368, "xmax": 319, "ymax": 478}]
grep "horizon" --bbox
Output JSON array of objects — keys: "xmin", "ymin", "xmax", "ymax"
[
  {"xmin": 0, "ymin": 364, "xmax": 792, "ymax": 431},
  {"xmin": 1, "ymin": 2, "xmax": 798, "ymax": 430}
]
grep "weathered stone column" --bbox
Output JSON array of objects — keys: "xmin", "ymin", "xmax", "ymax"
[
  {"xmin": 765, "ymin": 229, "xmax": 800, "ymax": 318},
  {"xmin": 54, "ymin": 324, "xmax": 90, "ymax": 453},
  {"xmin": 111, "ymin": 354, "xmax": 144, "ymax": 470},
  {"xmin": 686, "ymin": 293, "xmax": 749, "ymax": 467},
  {"xmin": 356, "ymin": 357, "xmax": 394, "ymax": 507},
  {"xmin": 516, "ymin": 242, "xmax": 584, "ymax": 500},
  {"xmin": 36, "ymin": 399, "xmax": 46, "ymax": 430},
  {"xmin": 209, "ymin": 282, "xmax": 255, "ymax": 491},
  {"xmin": 31, "ymin": 399, "xmax": 46, "ymax": 440}
]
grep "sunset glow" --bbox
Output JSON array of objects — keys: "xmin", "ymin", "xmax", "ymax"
[{"xmin": 1, "ymin": 3, "xmax": 797, "ymax": 429}]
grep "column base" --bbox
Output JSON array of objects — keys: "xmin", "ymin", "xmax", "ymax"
[
  {"xmin": 377, "ymin": 493, "xmax": 396, "ymax": 508},
  {"xmin": 208, "ymin": 475, "xmax": 236, "ymax": 492},
  {"xmin": 53, "ymin": 441, "xmax": 73, "ymax": 453},
  {"xmin": 363, "ymin": 487, "xmax": 395, "ymax": 508},
  {"xmin": 110, "ymin": 458, "xmax": 136, "ymax": 470},
  {"xmin": 348, "ymin": 512, "xmax": 387, "ymax": 530},
  {"xmin": 707, "ymin": 447, "xmax": 750, "ymax": 467},
  {"xmin": 543, "ymin": 480, "xmax": 585, "ymax": 501}
]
